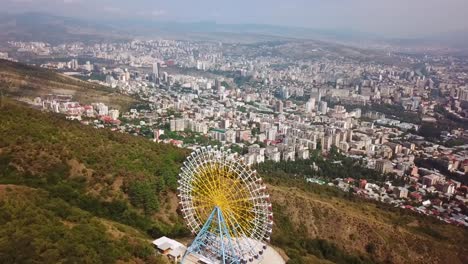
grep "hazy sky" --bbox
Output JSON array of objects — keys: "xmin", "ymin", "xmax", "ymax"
[{"xmin": 4, "ymin": 0, "xmax": 468, "ymax": 37}]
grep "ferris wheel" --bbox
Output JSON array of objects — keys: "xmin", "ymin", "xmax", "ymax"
[{"xmin": 178, "ymin": 146, "xmax": 273, "ymax": 264}]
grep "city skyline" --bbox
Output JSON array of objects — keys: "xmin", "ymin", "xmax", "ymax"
[
  {"xmin": 1, "ymin": 1, "xmax": 468, "ymax": 263},
  {"xmin": 3, "ymin": 0, "xmax": 468, "ymax": 38}
]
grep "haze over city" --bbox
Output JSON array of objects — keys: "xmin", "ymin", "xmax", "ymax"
[{"xmin": 3, "ymin": 0, "xmax": 468, "ymax": 37}]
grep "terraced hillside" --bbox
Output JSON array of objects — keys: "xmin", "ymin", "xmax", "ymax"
[
  {"xmin": 0, "ymin": 99, "xmax": 467, "ymax": 264},
  {"xmin": 0, "ymin": 59, "xmax": 137, "ymax": 110}
]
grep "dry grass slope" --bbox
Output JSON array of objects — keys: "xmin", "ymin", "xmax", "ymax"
[
  {"xmin": 269, "ymin": 185, "xmax": 468, "ymax": 264},
  {"xmin": 0, "ymin": 59, "xmax": 138, "ymax": 111}
]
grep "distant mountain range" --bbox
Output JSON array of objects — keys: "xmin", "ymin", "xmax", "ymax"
[
  {"xmin": 0, "ymin": 12, "xmax": 127, "ymax": 44},
  {"xmin": 0, "ymin": 12, "xmax": 467, "ymax": 52}
]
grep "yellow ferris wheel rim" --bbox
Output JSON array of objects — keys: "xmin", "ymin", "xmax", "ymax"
[{"xmin": 178, "ymin": 146, "xmax": 273, "ymax": 245}]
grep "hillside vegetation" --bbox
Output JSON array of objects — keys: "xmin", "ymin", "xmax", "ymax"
[
  {"xmin": 0, "ymin": 99, "xmax": 467, "ymax": 264},
  {"xmin": 0, "ymin": 99, "xmax": 190, "ymax": 262},
  {"xmin": 0, "ymin": 59, "xmax": 137, "ymax": 110},
  {"xmin": 0, "ymin": 185, "xmax": 171, "ymax": 264}
]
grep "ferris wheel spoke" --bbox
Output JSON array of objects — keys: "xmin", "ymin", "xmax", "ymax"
[
  {"xmin": 223, "ymin": 207, "xmax": 256, "ymax": 235},
  {"xmin": 223, "ymin": 211, "xmax": 252, "ymax": 243},
  {"xmin": 192, "ymin": 167, "xmax": 223, "ymax": 198},
  {"xmin": 222, "ymin": 209, "xmax": 263, "ymax": 257},
  {"xmin": 199, "ymin": 162, "xmax": 225, "ymax": 198}
]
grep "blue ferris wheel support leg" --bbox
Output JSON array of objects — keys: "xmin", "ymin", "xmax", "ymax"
[{"xmin": 181, "ymin": 206, "xmax": 241, "ymax": 264}]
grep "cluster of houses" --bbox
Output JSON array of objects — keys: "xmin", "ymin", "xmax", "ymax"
[
  {"xmin": 333, "ymin": 169, "xmax": 467, "ymax": 227},
  {"xmin": 30, "ymin": 94, "xmax": 120, "ymax": 124}
]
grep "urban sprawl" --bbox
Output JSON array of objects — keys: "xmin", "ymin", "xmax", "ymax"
[{"xmin": 5, "ymin": 39, "xmax": 468, "ymax": 228}]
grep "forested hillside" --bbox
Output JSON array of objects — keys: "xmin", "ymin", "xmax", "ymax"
[
  {"xmin": 0, "ymin": 99, "xmax": 467, "ymax": 264},
  {"xmin": 0, "ymin": 99, "xmax": 187, "ymax": 263},
  {"xmin": 0, "ymin": 185, "xmax": 170, "ymax": 263}
]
